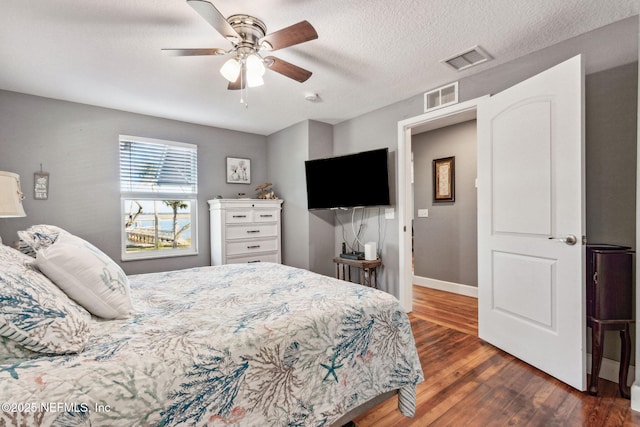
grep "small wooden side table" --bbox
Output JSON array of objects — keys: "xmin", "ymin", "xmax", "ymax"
[{"xmin": 333, "ymin": 257, "xmax": 382, "ymax": 288}]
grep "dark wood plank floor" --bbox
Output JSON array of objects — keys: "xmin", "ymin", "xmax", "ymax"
[{"xmin": 354, "ymin": 286, "xmax": 640, "ymax": 426}]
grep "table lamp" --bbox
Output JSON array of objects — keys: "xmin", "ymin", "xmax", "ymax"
[{"xmin": 0, "ymin": 171, "xmax": 26, "ymax": 245}]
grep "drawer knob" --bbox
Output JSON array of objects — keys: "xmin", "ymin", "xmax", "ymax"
[
  {"xmin": 260, "ymin": 214, "xmax": 273, "ymax": 218},
  {"xmin": 247, "ymin": 245, "xmax": 261, "ymax": 249},
  {"xmin": 247, "ymin": 230, "xmax": 260, "ymax": 234},
  {"xmin": 233, "ymin": 215, "xmax": 247, "ymax": 218}
]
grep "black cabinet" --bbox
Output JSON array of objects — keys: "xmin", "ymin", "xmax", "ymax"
[{"xmin": 586, "ymin": 244, "xmax": 633, "ymax": 398}]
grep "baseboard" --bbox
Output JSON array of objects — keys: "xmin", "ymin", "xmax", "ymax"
[
  {"xmin": 587, "ymin": 353, "xmax": 635, "ymax": 386},
  {"xmin": 413, "ymin": 275, "xmax": 478, "ymax": 298},
  {"xmin": 631, "ymin": 382, "xmax": 640, "ymax": 411}
]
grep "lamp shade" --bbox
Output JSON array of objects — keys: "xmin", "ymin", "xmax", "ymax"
[
  {"xmin": 246, "ymin": 54, "xmax": 266, "ymax": 77},
  {"xmin": 0, "ymin": 171, "xmax": 26, "ymax": 217},
  {"xmin": 220, "ymin": 58, "xmax": 241, "ymax": 83},
  {"xmin": 245, "ymin": 54, "xmax": 265, "ymax": 88},
  {"xmin": 247, "ymin": 74, "xmax": 264, "ymax": 88}
]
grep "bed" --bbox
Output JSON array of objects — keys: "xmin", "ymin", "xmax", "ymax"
[{"xmin": 0, "ymin": 228, "xmax": 423, "ymax": 426}]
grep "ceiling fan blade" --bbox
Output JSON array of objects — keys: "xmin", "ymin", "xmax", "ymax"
[
  {"xmin": 187, "ymin": 0, "xmax": 240, "ymax": 42},
  {"xmin": 161, "ymin": 48, "xmax": 227, "ymax": 56},
  {"xmin": 260, "ymin": 21, "xmax": 318, "ymax": 51},
  {"xmin": 265, "ymin": 56, "xmax": 312, "ymax": 83}
]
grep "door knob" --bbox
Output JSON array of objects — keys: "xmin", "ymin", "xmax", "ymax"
[{"xmin": 548, "ymin": 234, "xmax": 577, "ymax": 245}]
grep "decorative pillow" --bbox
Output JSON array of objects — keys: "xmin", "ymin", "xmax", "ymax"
[
  {"xmin": 35, "ymin": 233, "xmax": 134, "ymax": 319},
  {"xmin": 0, "ymin": 247, "xmax": 91, "ymax": 354},
  {"xmin": 0, "ymin": 242, "xmax": 33, "ymax": 265},
  {"xmin": 17, "ymin": 224, "xmax": 68, "ymax": 257}
]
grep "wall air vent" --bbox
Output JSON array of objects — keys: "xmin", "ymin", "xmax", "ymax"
[
  {"xmin": 442, "ymin": 45, "xmax": 492, "ymax": 71},
  {"xmin": 424, "ymin": 81, "xmax": 458, "ymax": 112}
]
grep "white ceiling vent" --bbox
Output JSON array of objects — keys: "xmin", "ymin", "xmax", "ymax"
[{"xmin": 442, "ymin": 46, "xmax": 492, "ymax": 71}]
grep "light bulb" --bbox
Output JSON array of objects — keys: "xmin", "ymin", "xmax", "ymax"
[
  {"xmin": 220, "ymin": 58, "xmax": 241, "ymax": 82},
  {"xmin": 246, "ymin": 54, "xmax": 266, "ymax": 77}
]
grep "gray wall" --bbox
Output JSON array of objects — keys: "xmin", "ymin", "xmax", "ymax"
[
  {"xmin": 586, "ymin": 62, "xmax": 638, "ymax": 248},
  {"xmin": 266, "ymin": 119, "xmax": 335, "ymax": 277},
  {"xmin": 412, "ymin": 120, "xmax": 478, "ymax": 286},
  {"xmin": 0, "ymin": 90, "xmax": 267, "ymax": 275},
  {"xmin": 307, "ymin": 121, "xmax": 335, "ymax": 277},
  {"xmin": 267, "ymin": 121, "xmax": 310, "ymax": 270}
]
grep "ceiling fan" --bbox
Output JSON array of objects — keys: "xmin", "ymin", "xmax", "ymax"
[{"xmin": 163, "ymin": 0, "xmax": 318, "ymax": 91}]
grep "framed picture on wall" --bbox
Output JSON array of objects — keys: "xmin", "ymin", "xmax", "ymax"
[
  {"xmin": 34, "ymin": 172, "xmax": 49, "ymax": 200},
  {"xmin": 433, "ymin": 156, "xmax": 455, "ymax": 202},
  {"xmin": 226, "ymin": 157, "xmax": 251, "ymax": 184}
]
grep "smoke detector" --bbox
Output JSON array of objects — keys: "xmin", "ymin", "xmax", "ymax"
[{"xmin": 305, "ymin": 93, "xmax": 321, "ymax": 102}]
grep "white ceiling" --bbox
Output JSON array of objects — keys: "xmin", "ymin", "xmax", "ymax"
[{"xmin": 1, "ymin": 0, "xmax": 638, "ymax": 136}]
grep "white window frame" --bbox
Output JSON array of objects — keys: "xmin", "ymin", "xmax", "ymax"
[{"xmin": 119, "ymin": 135, "xmax": 198, "ymax": 261}]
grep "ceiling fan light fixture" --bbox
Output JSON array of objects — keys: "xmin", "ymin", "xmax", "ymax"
[
  {"xmin": 246, "ymin": 54, "xmax": 266, "ymax": 77},
  {"xmin": 167, "ymin": 1, "xmax": 317, "ymax": 99},
  {"xmin": 220, "ymin": 57, "xmax": 241, "ymax": 82},
  {"xmin": 247, "ymin": 74, "xmax": 264, "ymax": 88}
]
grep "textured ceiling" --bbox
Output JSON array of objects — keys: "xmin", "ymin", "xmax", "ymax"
[{"xmin": 0, "ymin": 0, "xmax": 638, "ymax": 136}]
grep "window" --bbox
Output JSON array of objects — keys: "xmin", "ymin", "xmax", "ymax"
[{"xmin": 119, "ymin": 135, "xmax": 198, "ymax": 260}]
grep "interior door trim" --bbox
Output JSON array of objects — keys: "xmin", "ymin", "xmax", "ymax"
[{"xmin": 397, "ymin": 96, "xmax": 488, "ymax": 312}]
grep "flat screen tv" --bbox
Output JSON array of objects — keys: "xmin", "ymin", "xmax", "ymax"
[{"xmin": 305, "ymin": 148, "xmax": 391, "ymax": 210}]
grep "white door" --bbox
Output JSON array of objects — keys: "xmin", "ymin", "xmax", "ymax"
[{"xmin": 477, "ymin": 55, "xmax": 585, "ymax": 390}]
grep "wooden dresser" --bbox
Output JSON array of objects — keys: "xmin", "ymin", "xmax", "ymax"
[{"xmin": 208, "ymin": 199, "xmax": 283, "ymax": 265}]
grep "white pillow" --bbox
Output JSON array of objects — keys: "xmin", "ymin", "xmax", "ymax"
[{"xmin": 35, "ymin": 233, "xmax": 133, "ymax": 319}]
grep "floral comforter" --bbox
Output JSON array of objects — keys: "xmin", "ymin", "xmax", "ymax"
[{"xmin": 0, "ymin": 262, "xmax": 423, "ymax": 426}]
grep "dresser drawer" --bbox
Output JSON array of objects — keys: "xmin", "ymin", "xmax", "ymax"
[
  {"xmin": 226, "ymin": 252, "xmax": 280, "ymax": 264},
  {"xmin": 225, "ymin": 223, "xmax": 278, "ymax": 240},
  {"xmin": 253, "ymin": 210, "xmax": 279, "ymax": 222},
  {"xmin": 226, "ymin": 238, "xmax": 279, "ymax": 256},
  {"xmin": 225, "ymin": 209, "xmax": 253, "ymax": 224}
]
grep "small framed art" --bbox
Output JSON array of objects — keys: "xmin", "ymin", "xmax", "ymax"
[
  {"xmin": 34, "ymin": 172, "xmax": 49, "ymax": 200},
  {"xmin": 226, "ymin": 157, "xmax": 251, "ymax": 184},
  {"xmin": 433, "ymin": 156, "xmax": 455, "ymax": 202}
]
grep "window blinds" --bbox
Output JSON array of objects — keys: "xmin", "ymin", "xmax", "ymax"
[{"xmin": 119, "ymin": 136, "xmax": 197, "ymax": 194}]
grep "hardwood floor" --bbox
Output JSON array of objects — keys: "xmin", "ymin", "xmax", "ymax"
[{"xmin": 354, "ymin": 286, "xmax": 640, "ymax": 426}]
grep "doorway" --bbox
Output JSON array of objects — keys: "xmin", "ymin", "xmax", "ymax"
[
  {"xmin": 411, "ymin": 119, "xmax": 479, "ymax": 299},
  {"xmin": 397, "ymin": 97, "xmax": 486, "ymax": 312}
]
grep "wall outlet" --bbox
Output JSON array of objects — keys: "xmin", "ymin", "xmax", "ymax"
[
  {"xmin": 418, "ymin": 209, "xmax": 429, "ymax": 218},
  {"xmin": 385, "ymin": 208, "xmax": 395, "ymax": 220}
]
